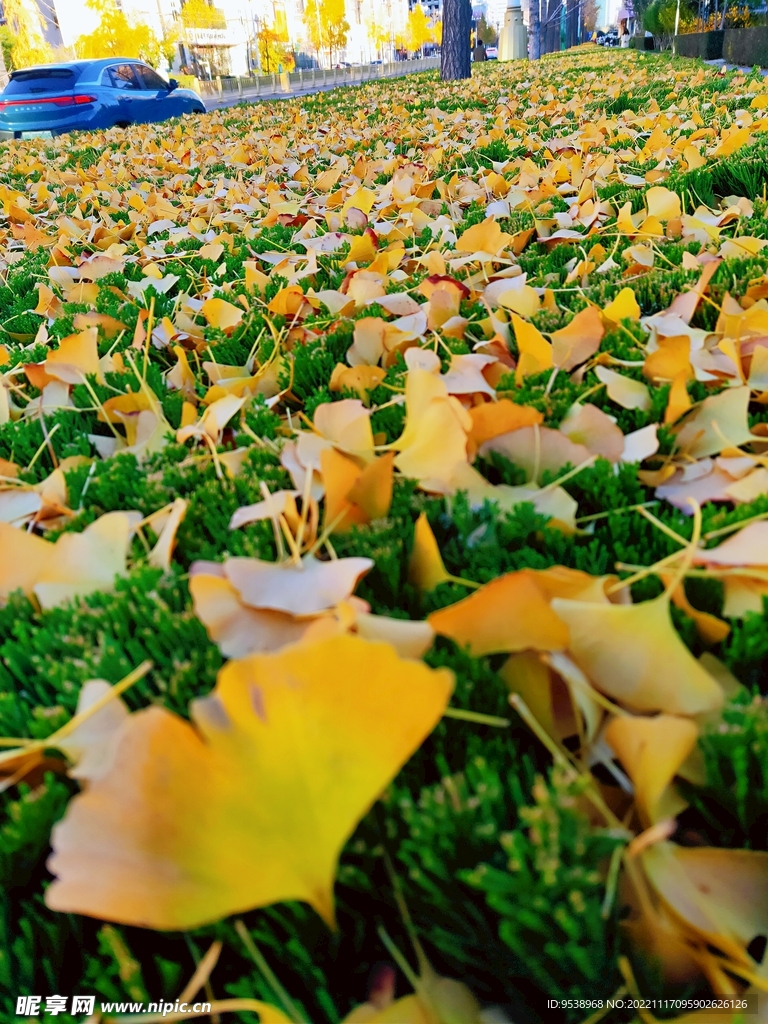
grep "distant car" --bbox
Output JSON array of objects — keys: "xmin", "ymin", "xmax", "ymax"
[
  {"xmin": 486, "ymin": 46, "xmax": 499, "ymax": 59},
  {"xmin": 0, "ymin": 59, "xmax": 206, "ymax": 139}
]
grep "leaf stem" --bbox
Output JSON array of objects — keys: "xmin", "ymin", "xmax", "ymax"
[
  {"xmin": 234, "ymin": 920, "xmax": 306, "ymax": 1024},
  {"xmin": 443, "ymin": 707, "xmax": 510, "ymax": 727}
]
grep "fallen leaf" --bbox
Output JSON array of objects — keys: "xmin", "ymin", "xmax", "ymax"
[
  {"xmin": 223, "ymin": 554, "xmax": 373, "ymax": 616},
  {"xmin": 550, "ymin": 594, "xmax": 724, "ymax": 714},
  {"xmin": 605, "ymin": 714, "xmax": 698, "ymax": 827},
  {"xmin": 428, "ymin": 571, "xmax": 569, "ymax": 656},
  {"xmin": 46, "ymin": 636, "xmax": 454, "ymax": 929},
  {"xmin": 674, "ymin": 386, "xmax": 754, "ymax": 458},
  {"xmin": 595, "ymin": 365, "xmax": 651, "ymax": 411}
]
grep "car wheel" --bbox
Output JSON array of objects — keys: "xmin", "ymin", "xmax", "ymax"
[{"xmin": 115, "ymin": 120, "xmax": 131, "ymax": 129}]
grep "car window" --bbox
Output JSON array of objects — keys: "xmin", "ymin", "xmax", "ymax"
[
  {"xmin": 108, "ymin": 65, "xmax": 141, "ymax": 91},
  {"xmin": 5, "ymin": 68, "xmax": 79, "ymax": 94},
  {"xmin": 134, "ymin": 65, "xmax": 168, "ymax": 91}
]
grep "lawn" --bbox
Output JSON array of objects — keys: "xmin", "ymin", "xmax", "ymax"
[{"xmin": 1, "ymin": 44, "xmax": 768, "ymax": 1024}]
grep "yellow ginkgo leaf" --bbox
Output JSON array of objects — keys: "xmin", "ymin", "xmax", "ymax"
[
  {"xmin": 602, "ymin": 288, "xmax": 641, "ymax": 325},
  {"xmin": 645, "ymin": 186, "xmax": 682, "ymax": 222},
  {"xmin": 354, "ymin": 612, "xmax": 434, "ymax": 660},
  {"xmin": 330, "ymin": 363, "xmax": 387, "ymax": 399},
  {"xmin": 480, "ymin": 424, "xmax": 591, "ymax": 483},
  {"xmin": 594, "ymin": 365, "xmax": 651, "ymax": 411},
  {"xmin": 343, "ymin": 968, "xmax": 483, "ymax": 1023},
  {"xmin": 45, "ymin": 328, "xmax": 102, "ymax": 384},
  {"xmin": 673, "ymin": 385, "xmax": 754, "ymax": 459},
  {"xmin": 34, "ymin": 512, "xmax": 138, "ymax": 611},
  {"xmin": 343, "ymin": 995, "xmax": 432, "ymax": 1023},
  {"xmin": 341, "ymin": 187, "xmax": 376, "ymax": 219},
  {"xmin": 201, "ymin": 297, "xmax": 244, "ymax": 333},
  {"xmin": 549, "ymin": 594, "xmax": 724, "ymax": 715},
  {"xmin": 148, "ymin": 498, "xmax": 187, "ymax": 572},
  {"xmin": 344, "ymin": 232, "xmax": 378, "ymax": 266},
  {"xmin": 229, "ymin": 490, "xmax": 299, "ymax": 531},
  {"xmin": 455, "ymin": 218, "xmax": 512, "ymax": 256},
  {"xmin": 558, "ymin": 403, "xmax": 624, "ymax": 462},
  {"xmin": 167, "ymin": 345, "xmax": 197, "ymax": 395},
  {"xmin": 550, "ymin": 305, "xmax": 604, "ymax": 371},
  {"xmin": 643, "ymin": 336, "xmax": 693, "ymax": 383},
  {"xmin": 498, "ymin": 285, "xmax": 540, "ymax": 318},
  {"xmin": 511, "ymin": 314, "xmax": 553, "ymax": 383},
  {"xmin": 428, "ymin": 570, "xmax": 569, "ymax": 656},
  {"xmin": 713, "ymin": 127, "xmax": 751, "ymax": 158},
  {"xmin": 61, "ymin": 679, "xmax": 130, "ymax": 783},
  {"xmin": 393, "ymin": 371, "xmax": 470, "ymax": 485},
  {"xmin": 408, "ymin": 512, "xmax": 451, "ymax": 591},
  {"xmin": 683, "ymin": 144, "xmax": 707, "ymax": 170},
  {"xmin": 0, "ymin": 521, "xmax": 54, "ymax": 601},
  {"xmin": 45, "ymin": 635, "xmax": 454, "ymax": 929},
  {"xmin": 642, "ymin": 841, "xmax": 768, "ymax": 966},
  {"xmin": 605, "ymin": 714, "xmax": 699, "ymax": 827},
  {"xmin": 719, "ymin": 236, "xmax": 768, "ymax": 260},
  {"xmin": 346, "ymin": 452, "xmax": 394, "ymax": 521},
  {"xmin": 321, "ymin": 447, "xmax": 369, "ymax": 533},
  {"xmin": 665, "ymin": 371, "xmax": 692, "ymax": 426},
  {"xmin": 314, "ymin": 398, "xmax": 375, "ymax": 460},
  {"xmin": 177, "ymin": 394, "xmax": 246, "ymax": 445},
  {"xmin": 246, "ymin": 1004, "xmax": 293, "ymax": 1024},
  {"xmin": 616, "ymin": 201, "xmax": 639, "ymax": 236}
]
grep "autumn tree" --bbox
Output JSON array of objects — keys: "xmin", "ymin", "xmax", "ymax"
[
  {"xmin": 581, "ymin": 0, "xmax": 598, "ymax": 32},
  {"xmin": 440, "ymin": 0, "xmax": 471, "ymax": 79},
  {"xmin": 406, "ymin": 6, "xmax": 433, "ymax": 53},
  {"xmin": 365, "ymin": 12, "xmax": 391, "ymax": 58},
  {"xmin": 303, "ymin": 0, "xmax": 349, "ymax": 65},
  {"xmin": 181, "ymin": 0, "xmax": 227, "ymax": 30},
  {"xmin": 75, "ymin": 0, "xmax": 170, "ymax": 65},
  {"xmin": 477, "ymin": 13, "xmax": 498, "ymax": 43},
  {"xmin": 1, "ymin": 0, "xmax": 53, "ymax": 70},
  {"xmin": 256, "ymin": 24, "xmax": 295, "ymax": 72}
]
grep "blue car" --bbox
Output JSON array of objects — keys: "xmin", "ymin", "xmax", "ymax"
[{"xmin": 0, "ymin": 58, "xmax": 206, "ymax": 139}]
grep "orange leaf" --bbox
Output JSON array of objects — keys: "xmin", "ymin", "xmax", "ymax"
[
  {"xmin": 428, "ymin": 571, "xmax": 569, "ymax": 656},
  {"xmin": 467, "ymin": 399, "xmax": 543, "ymax": 452}
]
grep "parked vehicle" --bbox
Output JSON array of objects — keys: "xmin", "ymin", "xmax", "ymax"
[
  {"xmin": 486, "ymin": 46, "xmax": 499, "ymax": 59},
  {"xmin": 0, "ymin": 59, "xmax": 206, "ymax": 139}
]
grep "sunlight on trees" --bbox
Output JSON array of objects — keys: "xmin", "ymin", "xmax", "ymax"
[
  {"xmin": 75, "ymin": 0, "xmax": 174, "ymax": 65},
  {"xmin": 181, "ymin": 0, "xmax": 227, "ymax": 31},
  {"xmin": 256, "ymin": 24, "xmax": 295, "ymax": 73},
  {"xmin": 365, "ymin": 12, "xmax": 392, "ymax": 58},
  {"xmin": 1, "ymin": 0, "xmax": 53, "ymax": 70},
  {"xmin": 303, "ymin": 0, "xmax": 350, "ymax": 65},
  {"xmin": 406, "ymin": 6, "xmax": 435, "ymax": 52}
]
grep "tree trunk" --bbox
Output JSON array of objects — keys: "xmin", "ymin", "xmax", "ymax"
[
  {"xmin": 440, "ymin": 0, "xmax": 472, "ymax": 80},
  {"xmin": 545, "ymin": 0, "xmax": 560, "ymax": 53},
  {"xmin": 528, "ymin": 0, "xmax": 540, "ymax": 57},
  {"xmin": 566, "ymin": 0, "xmax": 578, "ymax": 48}
]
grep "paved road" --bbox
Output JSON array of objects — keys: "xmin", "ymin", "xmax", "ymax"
[{"xmin": 703, "ymin": 57, "xmax": 768, "ymax": 76}]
